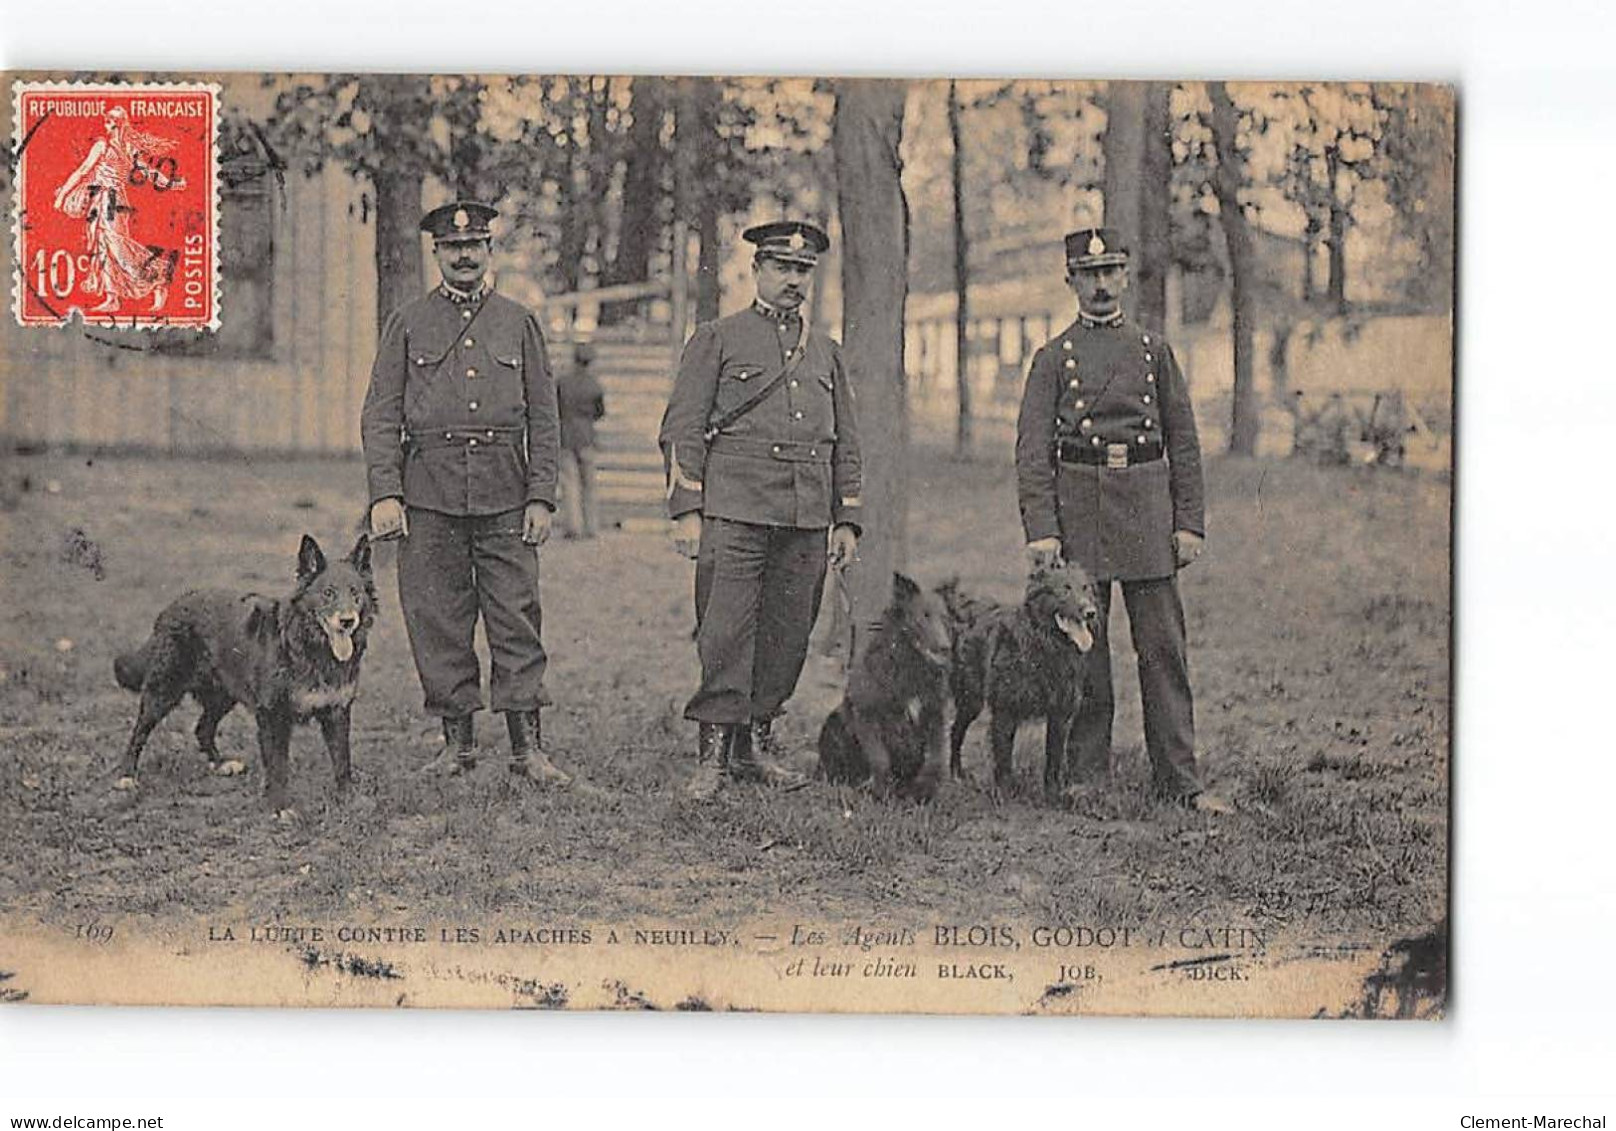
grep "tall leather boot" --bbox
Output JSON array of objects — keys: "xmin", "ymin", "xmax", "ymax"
[
  {"xmin": 421, "ymin": 715, "xmax": 476, "ymax": 777},
  {"xmin": 729, "ymin": 718, "xmax": 807, "ymax": 788},
  {"xmin": 686, "ymin": 722, "xmax": 729, "ymax": 801},
  {"xmin": 506, "ymin": 709, "xmax": 572, "ymax": 786}
]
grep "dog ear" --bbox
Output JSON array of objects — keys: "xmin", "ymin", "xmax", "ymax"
[
  {"xmin": 297, "ymin": 534, "xmax": 327, "ymax": 579},
  {"xmin": 348, "ymin": 532, "xmax": 372, "ymax": 574}
]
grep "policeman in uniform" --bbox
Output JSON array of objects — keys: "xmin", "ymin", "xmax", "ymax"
[
  {"xmin": 361, "ymin": 201, "xmax": 571, "ymax": 786},
  {"xmin": 659, "ymin": 221, "xmax": 863, "ymax": 799},
  {"xmin": 1015, "ymin": 227, "xmax": 1226, "ymax": 813}
]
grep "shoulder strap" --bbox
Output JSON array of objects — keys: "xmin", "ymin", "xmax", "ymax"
[
  {"xmin": 704, "ymin": 318, "xmax": 810, "ymax": 442},
  {"xmin": 409, "ymin": 295, "xmax": 495, "ymax": 368}
]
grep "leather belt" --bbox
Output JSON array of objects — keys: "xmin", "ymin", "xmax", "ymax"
[
  {"xmin": 709, "ymin": 435, "xmax": 833, "ymax": 464},
  {"xmin": 1057, "ymin": 437, "xmax": 1164, "ymax": 467},
  {"xmin": 406, "ymin": 427, "xmax": 523, "ymax": 450}
]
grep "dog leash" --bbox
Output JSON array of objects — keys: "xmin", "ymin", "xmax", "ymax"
[{"xmin": 835, "ymin": 563, "xmax": 856, "ymax": 676}]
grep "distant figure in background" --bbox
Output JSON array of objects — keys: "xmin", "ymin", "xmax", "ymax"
[{"xmin": 557, "ymin": 341, "xmax": 607, "ymax": 539}]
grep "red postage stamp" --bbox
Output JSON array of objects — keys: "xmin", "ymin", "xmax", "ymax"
[{"xmin": 11, "ymin": 80, "xmax": 220, "ymax": 329}]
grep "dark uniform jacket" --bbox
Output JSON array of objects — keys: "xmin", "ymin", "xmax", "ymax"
[
  {"xmin": 1015, "ymin": 315, "xmax": 1204, "ymax": 581},
  {"xmin": 557, "ymin": 366, "xmax": 606, "ymax": 452},
  {"xmin": 658, "ymin": 305, "xmax": 863, "ymax": 531},
  {"xmin": 362, "ymin": 287, "xmax": 560, "ymax": 517}
]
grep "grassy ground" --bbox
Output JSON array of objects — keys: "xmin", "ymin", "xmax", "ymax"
[{"xmin": 0, "ymin": 447, "xmax": 1448, "ymax": 947}]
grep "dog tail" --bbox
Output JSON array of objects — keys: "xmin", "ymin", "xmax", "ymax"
[{"xmin": 113, "ymin": 640, "xmax": 152, "ymax": 691}]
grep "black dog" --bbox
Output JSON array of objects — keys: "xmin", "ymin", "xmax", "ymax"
[
  {"xmin": 817, "ymin": 573, "xmax": 954, "ymax": 801},
  {"xmin": 938, "ymin": 561, "xmax": 1100, "ymax": 799},
  {"xmin": 113, "ymin": 534, "xmax": 375, "ymax": 814}
]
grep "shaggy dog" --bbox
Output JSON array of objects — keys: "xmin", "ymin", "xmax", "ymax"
[
  {"xmin": 937, "ymin": 561, "xmax": 1101, "ymax": 799},
  {"xmin": 113, "ymin": 534, "xmax": 375, "ymax": 814},
  {"xmin": 817, "ymin": 573, "xmax": 954, "ymax": 801}
]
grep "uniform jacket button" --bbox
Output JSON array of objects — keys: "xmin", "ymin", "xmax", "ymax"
[
  {"xmin": 1146, "ymin": 373, "xmax": 1155, "ymax": 383},
  {"xmin": 443, "ymin": 431, "xmax": 452, "ymax": 440},
  {"xmin": 469, "ymin": 401, "xmax": 479, "ymax": 411},
  {"xmin": 1064, "ymin": 359, "xmax": 1076, "ymax": 369},
  {"xmin": 1080, "ymin": 417, "xmax": 1092, "ymax": 428},
  {"xmin": 1075, "ymin": 399, "xmax": 1086, "ymax": 408},
  {"xmin": 1143, "ymin": 418, "xmax": 1153, "ymax": 428},
  {"xmin": 793, "ymin": 410, "xmax": 804, "ymax": 420},
  {"xmin": 462, "ymin": 310, "xmax": 472, "ymax": 320},
  {"xmin": 1062, "ymin": 340, "xmax": 1072, "ymax": 351},
  {"xmin": 1143, "ymin": 394, "xmax": 1153, "ymax": 404},
  {"xmin": 466, "ymin": 368, "xmax": 478, "ymax": 378},
  {"xmin": 486, "ymin": 431, "xmax": 495, "ymax": 438},
  {"xmin": 1137, "ymin": 435, "xmax": 1147, "ymax": 444},
  {"xmin": 469, "ymin": 438, "xmax": 479, "ymax": 447},
  {"xmin": 1091, "ymin": 436, "xmax": 1101, "ymax": 446},
  {"xmin": 464, "ymin": 338, "xmax": 474, "ymax": 348}
]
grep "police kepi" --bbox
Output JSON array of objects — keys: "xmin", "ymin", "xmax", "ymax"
[
  {"xmin": 420, "ymin": 201, "xmax": 498, "ymax": 243},
  {"xmin": 742, "ymin": 220, "xmax": 830, "ymax": 267}
]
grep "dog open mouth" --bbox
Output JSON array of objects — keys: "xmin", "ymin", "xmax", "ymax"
[
  {"xmin": 323, "ymin": 618, "xmax": 356, "ymax": 662},
  {"xmin": 1055, "ymin": 613, "xmax": 1094, "ymax": 652}
]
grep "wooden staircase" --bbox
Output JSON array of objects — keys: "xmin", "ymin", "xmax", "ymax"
[{"xmin": 540, "ymin": 265, "xmax": 694, "ymax": 533}]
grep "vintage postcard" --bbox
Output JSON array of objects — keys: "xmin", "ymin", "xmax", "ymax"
[{"xmin": 0, "ymin": 71, "xmax": 1452, "ymax": 1016}]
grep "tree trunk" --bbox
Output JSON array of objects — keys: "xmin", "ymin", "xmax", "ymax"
[
  {"xmin": 1325, "ymin": 145, "xmax": 1349, "ymax": 311},
  {"xmin": 556, "ymin": 127, "xmax": 585, "ymax": 294},
  {"xmin": 673, "ymin": 77, "xmax": 721, "ymax": 324},
  {"xmin": 693, "ymin": 78, "xmax": 721, "ymax": 323},
  {"xmin": 833, "ymin": 79, "xmax": 910, "ymax": 648},
  {"xmin": 372, "ymin": 168, "xmax": 423, "ymax": 339},
  {"xmin": 1207, "ymin": 82, "xmax": 1261, "ymax": 457},
  {"xmin": 1137, "ymin": 82, "xmax": 1172, "ymax": 335},
  {"xmin": 1101, "ymin": 82, "xmax": 1144, "ymax": 249},
  {"xmin": 947, "ymin": 80, "xmax": 973, "ymax": 458},
  {"xmin": 1268, "ymin": 319, "xmax": 1294, "ymax": 397},
  {"xmin": 1102, "ymin": 81, "xmax": 1171, "ymax": 334},
  {"xmin": 584, "ymin": 78, "xmax": 612, "ymax": 288},
  {"xmin": 1303, "ymin": 213, "xmax": 1322, "ymax": 304},
  {"xmin": 603, "ymin": 77, "xmax": 666, "ymax": 323}
]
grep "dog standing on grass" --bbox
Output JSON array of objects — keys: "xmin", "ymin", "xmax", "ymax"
[
  {"xmin": 937, "ymin": 560, "xmax": 1100, "ymax": 800},
  {"xmin": 817, "ymin": 573, "xmax": 954, "ymax": 801},
  {"xmin": 112, "ymin": 534, "xmax": 375, "ymax": 816}
]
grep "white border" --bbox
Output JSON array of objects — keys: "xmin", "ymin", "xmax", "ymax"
[
  {"xmin": 10, "ymin": 78, "xmax": 222, "ymax": 332},
  {"xmin": 3, "ymin": 0, "xmax": 1616, "ymax": 1114}
]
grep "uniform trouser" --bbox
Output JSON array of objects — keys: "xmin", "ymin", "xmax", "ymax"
[
  {"xmin": 686, "ymin": 517, "xmax": 828, "ymax": 726},
  {"xmin": 558, "ymin": 446, "xmax": 598, "ymax": 537},
  {"xmin": 397, "ymin": 506, "xmax": 547, "ymax": 717},
  {"xmin": 1066, "ymin": 575, "xmax": 1200, "ymax": 798}
]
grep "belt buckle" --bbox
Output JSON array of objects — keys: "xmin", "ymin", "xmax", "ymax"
[{"xmin": 1105, "ymin": 442, "xmax": 1129, "ymax": 470}]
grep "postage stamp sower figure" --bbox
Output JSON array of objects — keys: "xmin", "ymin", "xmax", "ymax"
[{"xmin": 12, "ymin": 81, "xmax": 219, "ymax": 329}]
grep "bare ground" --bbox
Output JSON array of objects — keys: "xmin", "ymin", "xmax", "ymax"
[{"xmin": 0, "ymin": 448, "xmax": 1449, "ymax": 946}]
